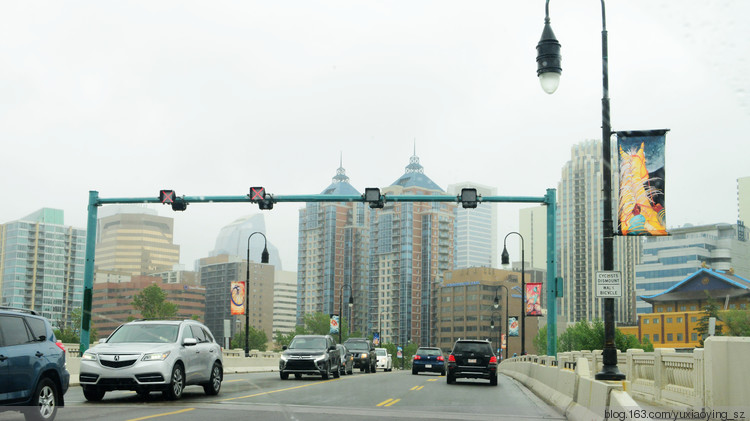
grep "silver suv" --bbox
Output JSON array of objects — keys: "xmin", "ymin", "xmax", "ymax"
[{"xmin": 79, "ymin": 319, "xmax": 223, "ymax": 401}]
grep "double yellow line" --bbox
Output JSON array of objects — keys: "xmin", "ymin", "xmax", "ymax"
[{"xmin": 376, "ymin": 398, "xmax": 401, "ymax": 407}]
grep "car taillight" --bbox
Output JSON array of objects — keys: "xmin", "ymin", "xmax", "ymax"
[
  {"xmin": 437, "ymin": 356, "xmax": 444, "ymax": 362},
  {"xmin": 489, "ymin": 356, "xmax": 497, "ymax": 364},
  {"xmin": 413, "ymin": 355, "xmax": 421, "ymax": 360},
  {"xmin": 448, "ymin": 354, "xmax": 455, "ymax": 362},
  {"xmin": 55, "ymin": 340, "xmax": 66, "ymax": 353}
]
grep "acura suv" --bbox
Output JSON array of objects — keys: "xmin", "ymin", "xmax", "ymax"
[
  {"xmin": 446, "ymin": 339, "xmax": 497, "ymax": 385},
  {"xmin": 79, "ymin": 319, "xmax": 223, "ymax": 401},
  {"xmin": 279, "ymin": 335, "xmax": 339, "ymax": 380},
  {"xmin": 0, "ymin": 306, "xmax": 69, "ymax": 421}
]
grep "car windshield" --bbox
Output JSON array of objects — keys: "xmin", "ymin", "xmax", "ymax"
[
  {"xmin": 455, "ymin": 343, "xmax": 492, "ymax": 354},
  {"xmin": 376, "ymin": 349, "xmax": 387, "ymax": 356},
  {"xmin": 418, "ymin": 348, "xmax": 442, "ymax": 356},
  {"xmin": 344, "ymin": 341, "xmax": 368, "ymax": 351},
  {"xmin": 289, "ymin": 337, "xmax": 327, "ymax": 350},
  {"xmin": 107, "ymin": 324, "xmax": 179, "ymax": 343}
]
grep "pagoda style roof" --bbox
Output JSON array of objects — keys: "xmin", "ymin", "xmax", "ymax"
[
  {"xmin": 320, "ymin": 158, "xmax": 360, "ymax": 195},
  {"xmin": 639, "ymin": 268, "xmax": 750, "ymax": 303},
  {"xmin": 389, "ymin": 152, "xmax": 443, "ymax": 192}
]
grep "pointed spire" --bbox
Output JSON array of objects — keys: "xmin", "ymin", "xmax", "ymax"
[
  {"xmin": 332, "ymin": 153, "xmax": 350, "ymax": 183},
  {"xmin": 405, "ymin": 141, "xmax": 424, "ymax": 174}
]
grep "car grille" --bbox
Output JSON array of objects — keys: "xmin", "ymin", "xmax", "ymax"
[
  {"xmin": 284, "ymin": 359, "xmax": 318, "ymax": 371},
  {"xmin": 79, "ymin": 373, "xmax": 99, "ymax": 383},
  {"xmin": 100, "ymin": 359, "xmax": 137, "ymax": 368},
  {"xmin": 135, "ymin": 373, "xmax": 165, "ymax": 383},
  {"xmin": 98, "ymin": 354, "xmax": 139, "ymax": 368}
]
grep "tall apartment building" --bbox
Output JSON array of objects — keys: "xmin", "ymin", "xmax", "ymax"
[
  {"xmin": 558, "ymin": 140, "xmax": 640, "ymax": 324},
  {"xmin": 199, "ymin": 254, "xmax": 275, "ymax": 344},
  {"xmin": 210, "ymin": 213, "xmax": 283, "ymax": 270},
  {"xmin": 369, "ymin": 153, "xmax": 455, "ymax": 347},
  {"xmin": 95, "ymin": 207, "xmax": 179, "ymax": 275},
  {"xmin": 739, "ymin": 176, "xmax": 750, "ymax": 226},
  {"xmin": 297, "ymin": 162, "xmax": 369, "ymax": 332},
  {"xmin": 635, "ymin": 222, "xmax": 750, "ymax": 314},
  {"xmin": 273, "ymin": 270, "xmax": 298, "ymax": 335},
  {"xmin": 0, "ymin": 208, "xmax": 86, "ymax": 328},
  {"xmin": 92, "ymin": 275, "xmax": 205, "ymax": 336},
  {"xmin": 447, "ymin": 182, "xmax": 497, "ymax": 269}
]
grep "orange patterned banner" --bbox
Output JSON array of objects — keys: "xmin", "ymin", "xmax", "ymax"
[{"xmin": 230, "ymin": 281, "xmax": 245, "ymax": 315}]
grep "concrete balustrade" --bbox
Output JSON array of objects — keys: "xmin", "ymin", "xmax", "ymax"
[{"xmin": 500, "ymin": 337, "xmax": 749, "ymax": 421}]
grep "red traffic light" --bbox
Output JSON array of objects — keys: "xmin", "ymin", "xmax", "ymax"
[{"xmin": 159, "ymin": 190, "xmax": 175, "ymax": 204}]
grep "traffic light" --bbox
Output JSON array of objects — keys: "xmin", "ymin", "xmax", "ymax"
[
  {"xmin": 363, "ymin": 187, "xmax": 384, "ymax": 209},
  {"xmin": 160, "ymin": 190, "xmax": 188, "ymax": 211},
  {"xmin": 460, "ymin": 188, "xmax": 478, "ymax": 209},
  {"xmin": 249, "ymin": 187, "xmax": 274, "ymax": 210}
]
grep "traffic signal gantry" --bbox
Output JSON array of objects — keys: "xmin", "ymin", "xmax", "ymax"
[{"xmin": 80, "ymin": 187, "xmax": 560, "ymax": 357}]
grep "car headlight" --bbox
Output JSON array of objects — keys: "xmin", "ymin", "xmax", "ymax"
[
  {"xmin": 280, "ymin": 354, "xmax": 289, "ymax": 361},
  {"xmin": 142, "ymin": 351, "xmax": 171, "ymax": 361},
  {"xmin": 314, "ymin": 353, "xmax": 327, "ymax": 361},
  {"xmin": 361, "ymin": 353, "xmax": 368, "ymax": 359},
  {"xmin": 81, "ymin": 352, "xmax": 97, "ymax": 361}
]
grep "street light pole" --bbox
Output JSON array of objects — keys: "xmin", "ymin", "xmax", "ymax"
[
  {"xmin": 490, "ymin": 311, "xmax": 502, "ymax": 357},
  {"xmin": 245, "ymin": 232, "xmax": 269, "ymax": 358},
  {"xmin": 536, "ymin": 0, "xmax": 624, "ymax": 380},
  {"xmin": 493, "ymin": 284, "xmax": 509, "ymax": 360},
  {"xmin": 339, "ymin": 283, "xmax": 353, "ymax": 344},
  {"xmin": 502, "ymin": 232, "xmax": 525, "ymax": 355}
]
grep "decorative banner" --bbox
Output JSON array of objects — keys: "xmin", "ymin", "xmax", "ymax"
[
  {"xmin": 329, "ymin": 315, "xmax": 340, "ymax": 335},
  {"xmin": 616, "ymin": 129, "xmax": 669, "ymax": 236},
  {"xmin": 508, "ymin": 316, "xmax": 519, "ymax": 337},
  {"xmin": 397, "ymin": 346, "xmax": 403, "ymax": 359},
  {"xmin": 525, "ymin": 282, "xmax": 543, "ymax": 316},
  {"xmin": 230, "ymin": 281, "xmax": 245, "ymax": 315},
  {"xmin": 502, "ymin": 334, "xmax": 506, "ymax": 350},
  {"xmin": 373, "ymin": 332, "xmax": 380, "ymax": 346}
]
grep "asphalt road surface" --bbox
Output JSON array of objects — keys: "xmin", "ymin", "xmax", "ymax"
[{"xmin": 1, "ymin": 369, "xmax": 566, "ymax": 421}]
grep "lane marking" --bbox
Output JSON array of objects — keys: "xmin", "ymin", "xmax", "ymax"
[
  {"xmin": 224, "ymin": 379, "xmax": 245, "ymax": 383},
  {"xmin": 377, "ymin": 399, "xmax": 394, "ymax": 407},
  {"xmin": 409, "ymin": 385, "xmax": 424, "ymax": 391},
  {"xmin": 385, "ymin": 399, "xmax": 400, "ymax": 407},
  {"xmin": 427, "ymin": 379, "xmax": 437, "ymax": 382},
  {"xmin": 220, "ymin": 378, "xmax": 338, "ymax": 402},
  {"xmin": 127, "ymin": 408, "xmax": 194, "ymax": 421}
]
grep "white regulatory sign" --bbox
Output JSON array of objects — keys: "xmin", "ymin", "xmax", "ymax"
[{"xmin": 595, "ymin": 271, "xmax": 622, "ymax": 298}]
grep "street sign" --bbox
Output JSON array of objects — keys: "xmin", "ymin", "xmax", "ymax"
[{"xmin": 595, "ymin": 271, "xmax": 622, "ymax": 297}]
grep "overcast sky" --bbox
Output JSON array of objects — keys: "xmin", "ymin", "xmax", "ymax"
[{"xmin": 1, "ymin": 1, "xmax": 748, "ymax": 272}]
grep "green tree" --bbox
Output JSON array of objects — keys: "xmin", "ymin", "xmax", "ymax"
[
  {"xmin": 640, "ymin": 336, "xmax": 654, "ymax": 352},
  {"xmin": 556, "ymin": 319, "xmax": 651, "ymax": 353},
  {"xmin": 720, "ymin": 309, "xmax": 750, "ymax": 336},
  {"xmin": 694, "ymin": 297, "xmax": 723, "ymax": 346},
  {"xmin": 231, "ymin": 325, "xmax": 269, "ymax": 351},
  {"xmin": 132, "ymin": 284, "xmax": 179, "ymax": 319}
]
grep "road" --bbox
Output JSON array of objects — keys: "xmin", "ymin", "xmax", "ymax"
[{"xmin": 1, "ymin": 369, "xmax": 565, "ymax": 421}]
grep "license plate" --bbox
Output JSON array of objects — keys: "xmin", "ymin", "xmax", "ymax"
[
  {"xmin": 425, "ymin": 364, "xmax": 432, "ymax": 368},
  {"xmin": 468, "ymin": 359, "xmax": 477, "ymax": 364}
]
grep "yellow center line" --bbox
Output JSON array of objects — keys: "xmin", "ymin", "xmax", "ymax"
[
  {"xmin": 224, "ymin": 379, "xmax": 245, "ymax": 383},
  {"xmin": 385, "ymin": 399, "xmax": 400, "ymax": 407},
  {"xmin": 427, "ymin": 379, "xmax": 437, "ymax": 382},
  {"xmin": 220, "ymin": 379, "xmax": 338, "ymax": 402},
  {"xmin": 127, "ymin": 408, "xmax": 194, "ymax": 421},
  {"xmin": 410, "ymin": 386, "xmax": 419, "ymax": 391},
  {"xmin": 377, "ymin": 399, "xmax": 394, "ymax": 407}
]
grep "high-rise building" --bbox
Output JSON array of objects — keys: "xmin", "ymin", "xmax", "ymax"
[
  {"xmin": 447, "ymin": 182, "xmax": 497, "ymax": 269},
  {"xmin": 635, "ymin": 222, "xmax": 750, "ymax": 314},
  {"xmin": 519, "ymin": 206, "xmax": 548, "ymax": 272},
  {"xmin": 92, "ymin": 275, "xmax": 205, "ymax": 337},
  {"xmin": 95, "ymin": 207, "xmax": 179, "ymax": 275},
  {"xmin": 296, "ymin": 162, "xmax": 369, "ymax": 333},
  {"xmin": 273, "ymin": 270, "xmax": 298, "ymax": 335},
  {"xmin": 210, "ymin": 214, "xmax": 283, "ymax": 270},
  {"xmin": 557, "ymin": 140, "xmax": 640, "ymax": 324},
  {"xmin": 739, "ymin": 176, "xmax": 750, "ymax": 226},
  {"xmin": 199, "ymin": 254, "xmax": 275, "ymax": 345},
  {"xmin": 0, "ymin": 208, "xmax": 86, "ymax": 328},
  {"xmin": 369, "ymin": 153, "xmax": 455, "ymax": 346}
]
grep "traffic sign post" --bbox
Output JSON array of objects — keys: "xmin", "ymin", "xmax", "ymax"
[{"xmin": 595, "ymin": 271, "xmax": 622, "ymax": 298}]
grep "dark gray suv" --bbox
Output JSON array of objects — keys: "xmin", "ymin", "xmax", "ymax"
[
  {"xmin": 279, "ymin": 335, "xmax": 340, "ymax": 380},
  {"xmin": 446, "ymin": 339, "xmax": 498, "ymax": 386},
  {"xmin": 0, "ymin": 306, "xmax": 70, "ymax": 421}
]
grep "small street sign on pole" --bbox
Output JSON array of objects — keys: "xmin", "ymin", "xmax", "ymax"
[{"xmin": 595, "ymin": 271, "xmax": 622, "ymax": 298}]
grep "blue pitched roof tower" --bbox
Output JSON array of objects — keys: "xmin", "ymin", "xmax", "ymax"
[
  {"xmin": 321, "ymin": 156, "xmax": 360, "ymax": 195},
  {"xmin": 390, "ymin": 149, "xmax": 444, "ymax": 192}
]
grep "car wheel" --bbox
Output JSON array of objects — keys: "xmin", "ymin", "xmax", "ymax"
[
  {"xmin": 163, "ymin": 363, "xmax": 185, "ymax": 400},
  {"xmin": 333, "ymin": 364, "xmax": 340, "ymax": 378},
  {"xmin": 82, "ymin": 385, "xmax": 105, "ymax": 402},
  {"xmin": 371, "ymin": 362, "xmax": 376, "ymax": 373},
  {"xmin": 440, "ymin": 368, "xmax": 446, "ymax": 376},
  {"xmin": 490, "ymin": 375, "xmax": 498, "ymax": 386},
  {"xmin": 347, "ymin": 366, "xmax": 353, "ymax": 375},
  {"xmin": 24, "ymin": 377, "xmax": 58, "ymax": 421},
  {"xmin": 280, "ymin": 372, "xmax": 289, "ymax": 380},
  {"xmin": 203, "ymin": 362, "xmax": 222, "ymax": 395},
  {"xmin": 447, "ymin": 374, "xmax": 455, "ymax": 384},
  {"xmin": 412, "ymin": 368, "xmax": 418, "ymax": 375}
]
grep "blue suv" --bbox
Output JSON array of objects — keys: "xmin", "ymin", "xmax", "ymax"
[{"xmin": 0, "ymin": 306, "xmax": 70, "ymax": 421}]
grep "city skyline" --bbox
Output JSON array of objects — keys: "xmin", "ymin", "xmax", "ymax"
[{"xmin": 1, "ymin": 1, "xmax": 748, "ymax": 274}]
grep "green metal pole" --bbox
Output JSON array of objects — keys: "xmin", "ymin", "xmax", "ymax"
[
  {"xmin": 545, "ymin": 188, "xmax": 557, "ymax": 356},
  {"xmin": 80, "ymin": 190, "xmax": 99, "ymax": 355}
]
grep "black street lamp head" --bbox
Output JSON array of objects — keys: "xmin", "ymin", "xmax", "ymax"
[
  {"xmin": 536, "ymin": 15, "xmax": 562, "ymax": 94},
  {"xmin": 348, "ymin": 295, "xmax": 353, "ymax": 308},
  {"xmin": 501, "ymin": 246, "xmax": 510, "ymax": 266},
  {"xmin": 493, "ymin": 294, "xmax": 499, "ymax": 309},
  {"xmin": 261, "ymin": 246, "xmax": 269, "ymax": 264}
]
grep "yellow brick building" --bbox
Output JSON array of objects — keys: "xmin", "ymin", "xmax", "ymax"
[{"xmin": 619, "ymin": 268, "xmax": 750, "ymax": 348}]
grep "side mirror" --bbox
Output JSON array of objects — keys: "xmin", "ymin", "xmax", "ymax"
[
  {"xmin": 183, "ymin": 337, "xmax": 198, "ymax": 347},
  {"xmin": 328, "ymin": 345, "xmax": 337, "ymax": 351},
  {"xmin": 98, "ymin": 338, "xmax": 107, "ymax": 344},
  {"xmin": 282, "ymin": 345, "xmax": 288, "ymax": 351}
]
